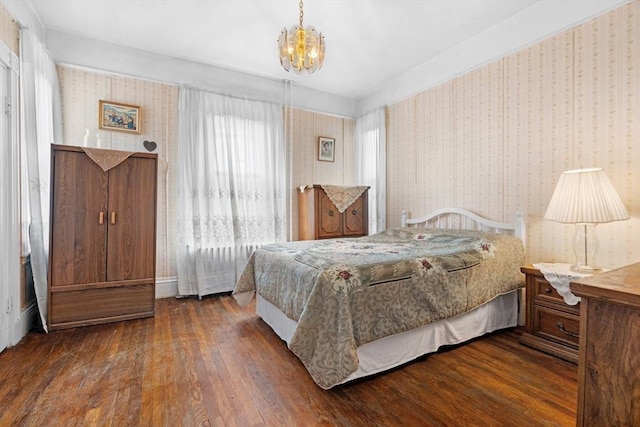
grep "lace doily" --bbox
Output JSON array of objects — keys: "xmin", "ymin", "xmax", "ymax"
[
  {"xmin": 82, "ymin": 147, "xmax": 135, "ymax": 171},
  {"xmin": 532, "ymin": 263, "xmax": 593, "ymax": 305},
  {"xmin": 320, "ymin": 185, "xmax": 368, "ymax": 213}
]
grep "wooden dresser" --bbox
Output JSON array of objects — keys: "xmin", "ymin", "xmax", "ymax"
[
  {"xmin": 570, "ymin": 262, "xmax": 640, "ymax": 426},
  {"xmin": 48, "ymin": 145, "xmax": 157, "ymax": 330},
  {"xmin": 519, "ymin": 266, "xmax": 580, "ymax": 363},
  {"xmin": 298, "ymin": 185, "xmax": 368, "ymax": 240}
]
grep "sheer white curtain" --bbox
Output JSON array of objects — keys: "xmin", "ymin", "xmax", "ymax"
[
  {"xmin": 19, "ymin": 27, "xmax": 63, "ymax": 331},
  {"xmin": 176, "ymin": 87, "xmax": 287, "ymax": 297},
  {"xmin": 356, "ymin": 108, "xmax": 386, "ymax": 234}
]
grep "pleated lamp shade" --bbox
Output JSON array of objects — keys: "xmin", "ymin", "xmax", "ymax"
[{"xmin": 544, "ymin": 168, "xmax": 629, "ymax": 224}]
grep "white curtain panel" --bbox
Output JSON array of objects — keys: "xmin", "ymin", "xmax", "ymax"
[
  {"xmin": 176, "ymin": 87, "xmax": 287, "ymax": 297},
  {"xmin": 19, "ymin": 28, "xmax": 64, "ymax": 331},
  {"xmin": 356, "ymin": 108, "xmax": 387, "ymax": 234}
]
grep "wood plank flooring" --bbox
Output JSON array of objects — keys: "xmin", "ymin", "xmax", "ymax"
[{"xmin": 0, "ymin": 296, "xmax": 577, "ymax": 426}]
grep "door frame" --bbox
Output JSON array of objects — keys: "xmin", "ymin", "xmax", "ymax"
[
  {"xmin": 0, "ymin": 41, "xmax": 21, "ymax": 351},
  {"xmin": 0, "ymin": 53, "xmax": 9, "ymax": 352}
]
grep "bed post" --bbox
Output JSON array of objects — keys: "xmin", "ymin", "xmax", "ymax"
[{"xmin": 401, "ymin": 210, "xmax": 407, "ymax": 227}]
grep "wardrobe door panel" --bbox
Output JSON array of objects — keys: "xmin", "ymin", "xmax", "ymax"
[
  {"xmin": 106, "ymin": 157, "xmax": 157, "ymax": 282},
  {"xmin": 343, "ymin": 192, "xmax": 368, "ymax": 236},
  {"xmin": 50, "ymin": 150, "xmax": 108, "ymax": 286},
  {"xmin": 316, "ymin": 190, "xmax": 342, "ymax": 239}
]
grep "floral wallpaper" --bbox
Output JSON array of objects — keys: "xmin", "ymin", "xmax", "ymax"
[
  {"xmin": 0, "ymin": 3, "xmax": 19, "ymax": 55},
  {"xmin": 387, "ymin": 1, "xmax": 639, "ymax": 269}
]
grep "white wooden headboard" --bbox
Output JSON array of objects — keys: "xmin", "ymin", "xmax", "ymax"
[{"xmin": 400, "ymin": 207, "xmax": 526, "ymax": 247}]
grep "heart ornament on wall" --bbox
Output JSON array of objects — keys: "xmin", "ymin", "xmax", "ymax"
[{"xmin": 143, "ymin": 140, "xmax": 157, "ymax": 152}]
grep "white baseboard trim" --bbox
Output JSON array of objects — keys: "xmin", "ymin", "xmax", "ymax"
[
  {"xmin": 156, "ymin": 276, "xmax": 178, "ymax": 299},
  {"xmin": 12, "ymin": 302, "xmax": 38, "ymax": 346}
]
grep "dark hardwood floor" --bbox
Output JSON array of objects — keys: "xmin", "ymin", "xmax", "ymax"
[{"xmin": 0, "ymin": 296, "xmax": 577, "ymax": 426}]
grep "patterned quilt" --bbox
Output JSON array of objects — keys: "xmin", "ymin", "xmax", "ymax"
[{"xmin": 233, "ymin": 228, "xmax": 525, "ymax": 389}]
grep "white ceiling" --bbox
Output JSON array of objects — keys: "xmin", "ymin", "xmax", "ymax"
[{"xmin": 27, "ymin": 0, "xmax": 545, "ymax": 98}]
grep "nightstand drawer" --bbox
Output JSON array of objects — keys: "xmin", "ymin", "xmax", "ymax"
[
  {"xmin": 531, "ymin": 273, "xmax": 580, "ymax": 314},
  {"xmin": 533, "ymin": 305, "xmax": 579, "ymax": 348},
  {"xmin": 533, "ymin": 275, "xmax": 564, "ymax": 302}
]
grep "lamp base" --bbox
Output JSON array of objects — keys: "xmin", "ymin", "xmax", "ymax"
[
  {"xmin": 571, "ymin": 223, "xmax": 601, "ymax": 275},
  {"xmin": 570, "ymin": 264, "xmax": 602, "ymax": 274}
]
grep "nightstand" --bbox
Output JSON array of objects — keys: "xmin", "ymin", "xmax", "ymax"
[{"xmin": 519, "ymin": 265, "xmax": 581, "ymax": 363}]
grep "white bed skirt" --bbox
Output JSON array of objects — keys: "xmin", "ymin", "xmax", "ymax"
[{"xmin": 256, "ymin": 290, "xmax": 519, "ymax": 385}]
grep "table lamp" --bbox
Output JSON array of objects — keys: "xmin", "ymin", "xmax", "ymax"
[{"xmin": 544, "ymin": 168, "xmax": 629, "ymax": 273}]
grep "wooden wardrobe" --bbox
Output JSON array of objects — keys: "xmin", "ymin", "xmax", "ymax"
[
  {"xmin": 298, "ymin": 185, "xmax": 368, "ymax": 240},
  {"xmin": 48, "ymin": 144, "xmax": 157, "ymax": 330}
]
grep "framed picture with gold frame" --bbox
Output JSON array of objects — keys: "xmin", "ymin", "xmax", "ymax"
[
  {"xmin": 318, "ymin": 136, "xmax": 335, "ymax": 162},
  {"xmin": 98, "ymin": 100, "xmax": 141, "ymax": 134}
]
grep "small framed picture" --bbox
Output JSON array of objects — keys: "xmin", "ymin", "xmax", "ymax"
[
  {"xmin": 99, "ymin": 100, "xmax": 141, "ymax": 134},
  {"xmin": 318, "ymin": 136, "xmax": 335, "ymax": 162}
]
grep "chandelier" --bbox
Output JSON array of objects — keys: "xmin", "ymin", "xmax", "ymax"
[{"xmin": 277, "ymin": 0, "xmax": 325, "ymax": 74}]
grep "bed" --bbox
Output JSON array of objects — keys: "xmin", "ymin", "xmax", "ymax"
[{"xmin": 233, "ymin": 208, "xmax": 526, "ymax": 389}]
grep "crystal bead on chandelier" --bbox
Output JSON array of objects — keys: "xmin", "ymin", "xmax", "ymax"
[{"xmin": 278, "ymin": 0, "xmax": 325, "ymax": 74}]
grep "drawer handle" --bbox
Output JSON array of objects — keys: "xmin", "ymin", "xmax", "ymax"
[
  {"xmin": 328, "ymin": 210, "xmax": 334, "ymax": 216},
  {"xmin": 556, "ymin": 321, "xmax": 578, "ymax": 338},
  {"xmin": 352, "ymin": 209, "xmax": 358, "ymax": 215},
  {"xmin": 544, "ymin": 287, "xmax": 552, "ymax": 294}
]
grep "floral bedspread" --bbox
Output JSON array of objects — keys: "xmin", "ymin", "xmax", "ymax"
[{"xmin": 233, "ymin": 228, "xmax": 524, "ymax": 389}]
